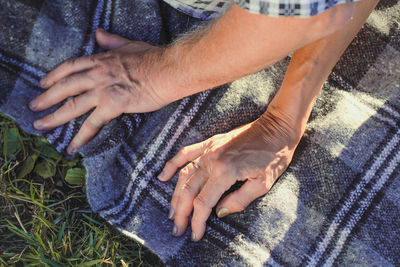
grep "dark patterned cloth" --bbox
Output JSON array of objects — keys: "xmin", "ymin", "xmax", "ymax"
[
  {"xmin": 0, "ymin": 0, "xmax": 399, "ymax": 266},
  {"xmin": 163, "ymin": 0, "xmax": 360, "ymax": 19}
]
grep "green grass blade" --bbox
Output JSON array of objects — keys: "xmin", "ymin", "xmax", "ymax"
[
  {"xmin": 79, "ymin": 259, "xmax": 108, "ymax": 267},
  {"xmin": 39, "ymin": 252, "xmax": 64, "ymax": 267}
]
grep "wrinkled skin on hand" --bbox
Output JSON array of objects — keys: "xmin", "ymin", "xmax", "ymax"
[
  {"xmin": 158, "ymin": 109, "xmax": 302, "ymax": 241},
  {"xmin": 29, "ymin": 29, "xmax": 166, "ymax": 154}
]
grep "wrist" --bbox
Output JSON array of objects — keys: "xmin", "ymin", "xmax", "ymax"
[
  {"xmin": 162, "ymin": 28, "xmax": 225, "ymax": 98},
  {"xmin": 144, "ymin": 41, "xmax": 213, "ymax": 106},
  {"xmin": 258, "ymin": 105, "xmax": 306, "ymax": 146},
  {"xmin": 141, "ymin": 46, "xmax": 185, "ymax": 107},
  {"xmin": 266, "ymin": 69, "xmax": 325, "ymax": 138}
]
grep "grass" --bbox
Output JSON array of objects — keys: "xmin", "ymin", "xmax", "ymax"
[{"xmin": 0, "ymin": 113, "xmax": 163, "ymax": 266}]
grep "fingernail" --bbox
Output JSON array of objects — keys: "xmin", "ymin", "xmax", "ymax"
[
  {"xmin": 172, "ymin": 225, "xmax": 178, "ymax": 236},
  {"xmin": 217, "ymin": 208, "xmax": 229, "ymax": 218},
  {"xmin": 168, "ymin": 208, "xmax": 175, "ymax": 220},
  {"xmin": 33, "ymin": 120, "xmax": 44, "ymax": 130},
  {"xmin": 67, "ymin": 145, "xmax": 77, "ymax": 155},
  {"xmin": 29, "ymin": 99, "xmax": 38, "ymax": 111},
  {"xmin": 157, "ymin": 171, "xmax": 165, "ymax": 181},
  {"xmin": 191, "ymin": 232, "xmax": 197, "ymax": 242}
]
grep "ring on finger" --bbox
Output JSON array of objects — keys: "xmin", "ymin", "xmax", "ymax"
[{"xmin": 192, "ymin": 161, "xmax": 200, "ymax": 169}]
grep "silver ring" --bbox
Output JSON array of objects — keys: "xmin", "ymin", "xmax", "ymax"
[{"xmin": 192, "ymin": 161, "xmax": 200, "ymax": 169}]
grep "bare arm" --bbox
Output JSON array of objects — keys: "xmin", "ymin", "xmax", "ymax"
[
  {"xmin": 159, "ymin": 0, "xmax": 379, "ymax": 241},
  {"xmin": 157, "ymin": 3, "xmax": 355, "ymax": 104},
  {"xmin": 30, "ymin": 2, "xmax": 354, "ymax": 154},
  {"xmin": 267, "ymin": 0, "xmax": 380, "ymax": 138}
]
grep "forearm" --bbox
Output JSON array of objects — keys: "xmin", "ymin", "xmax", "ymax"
[
  {"xmin": 154, "ymin": 3, "xmax": 354, "ymax": 104},
  {"xmin": 266, "ymin": 0, "xmax": 379, "ymax": 139}
]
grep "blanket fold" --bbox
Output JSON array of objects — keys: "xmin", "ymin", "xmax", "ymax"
[{"xmin": 0, "ymin": 0, "xmax": 399, "ymax": 265}]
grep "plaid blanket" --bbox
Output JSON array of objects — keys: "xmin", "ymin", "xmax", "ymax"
[{"xmin": 0, "ymin": 0, "xmax": 399, "ymax": 265}]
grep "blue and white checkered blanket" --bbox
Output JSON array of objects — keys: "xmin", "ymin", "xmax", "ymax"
[{"xmin": 0, "ymin": 0, "xmax": 399, "ymax": 265}]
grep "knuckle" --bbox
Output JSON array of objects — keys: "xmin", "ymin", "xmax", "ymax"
[
  {"xmin": 66, "ymin": 58, "xmax": 77, "ymax": 66},
  {"xmin": 46, "ymin": 112, "xmax": 56, "ymax": 124},
  {"xmin": 86, "ymin": 116, "xmax": 103, "ymax": 130},
  {"xmin": 87, "ymin": 54, "xmax": 97, "ymax": 63},
  {"xmin": 178, "ymin": 167, "xmax": 189, "ymax": 179},
  {"xmin": 175, "ymin": 147, "xmax": 189, "ymax": 163},
  {"xmin": 93, "ymin": 64, "xmax": 107, "ymax": 76},
  {"xmin": 211, "ymin": 134, "xmax": 224, "ymax": 142},
  {"xmin": 211, "ymin": 159, "xmax": 229, "ymax": 176},
  {"xmin": 64, "ymin": 97, "xmax": 78, "ymax": 113},
  {"xmin": 234, "ymin": 196, "xmax": 248, "ymax": 211},
  {"xmin": 59, "ymin": 76, "xmax": 71, "ymax": 85},
  {"xmin": 261, "ymin": 179, "xmax": 273, "ymax": 193},
  {"xmin": 207, "ymin": 146, "xmax": 223, "ymax": 160},
  {"xmin": 72, "ymin": 134, "xmax": 84, "ymax": 147},
  {"xmin": 193, "ymin": 195, "xmax": 211, "ymax": 211},
  {"xmin": 178, "ymin": 147, "xmax": 187, "ymax": 156},
  {"xmin": 181, "ymin": 182, "xmax": 196, "ymax": 195},
  {"xmin": 107, "ymin": 84, "xmax": 132, "ymax": 103},
  {"xmin": 99, "ymin": 51, "xmax": 113, "ymax": 60}
]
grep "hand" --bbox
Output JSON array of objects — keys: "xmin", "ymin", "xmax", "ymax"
[
  {"xmin": 29, "ymin": 29, "xmax": 169, "ymax": 154},
  {"xmin": 158, "ymin": 109, "xmax": 303, "ymax": 242}
]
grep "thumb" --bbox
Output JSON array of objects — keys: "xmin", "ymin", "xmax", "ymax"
[
  {"xmin": 215, "ymin": 178, "xmax": 269, "ymax": 218},
  {"xmin": 96, "ymin": 29, "xmax": 131, "ymax": 50}
]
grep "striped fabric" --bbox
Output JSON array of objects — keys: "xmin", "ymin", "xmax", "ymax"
[
  {"xmin": 163, "ymin": 0, "xmax": 360, "ymax": 19},
  {"xmin": 0, "ymin": 0, "xmax": 399, "ymax": 266}
]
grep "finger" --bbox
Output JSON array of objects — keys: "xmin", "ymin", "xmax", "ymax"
[
  {"xmin": 66, "ymin": 107, "xmax": 117, "ymax": 154},
  {"xmin": 158, "ymin": 140, "xmax": 208, "ymax": 182},
  {"xmin": 33, "ymin": 92, "xmax": 97, "ymax": 130},
  {"xmin": 216, "ymin": 178, "xmax": 270, "ymax": 218},
  {"xmin": 30, "ymin": 72, "xmax": 95, "ymax": 111},
  {"xmin": 172, "ymin": 169, "xmax": 207, "ymax": 237},
  {"xmin": 40, "ymin": 55, "xmax": 99, "ymax": 88},
  {"xmin": 168, "ymin": 162, "xmax": 198, "ymax": 220},
  {"xmin": 190, "ymin": 172, "xmax": 236, "ymax": 242},
  {"xmin": 96, "ymin": 28, "xmax": 131, "ymax": 50}
]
